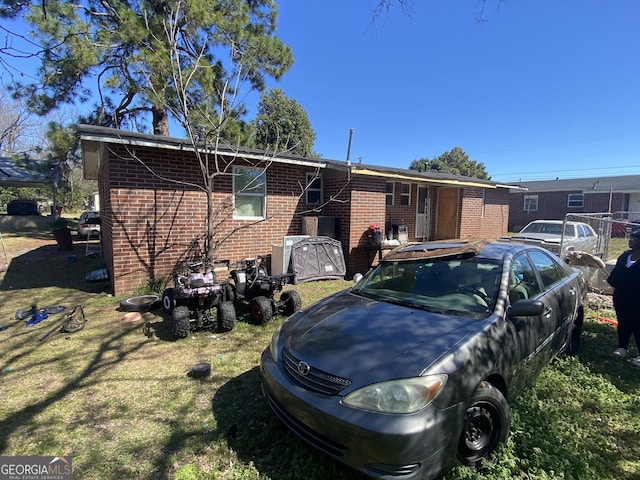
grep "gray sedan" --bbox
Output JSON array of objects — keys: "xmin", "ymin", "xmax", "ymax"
[{"xmin": 260, "ymin": 240, "xmax": 586, "ymax": 480}]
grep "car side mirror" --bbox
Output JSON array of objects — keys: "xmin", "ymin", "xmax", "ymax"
[
  {"xmin": 353, "ymin": 273, "xmax": 363, "ymax": 284},
  {"xmin": 507, "ymin": 299, "xmax": 544, "ymax": 319}
]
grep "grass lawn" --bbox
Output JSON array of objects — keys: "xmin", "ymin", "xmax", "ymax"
[{"xmin": 0, "ymin": 221, "xmax": 638, "ymax": 480}]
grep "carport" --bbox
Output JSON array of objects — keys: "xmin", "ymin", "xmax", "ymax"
[{"xmin": 0, "ymin": 156, "xmax": 61, "ymax": 214}]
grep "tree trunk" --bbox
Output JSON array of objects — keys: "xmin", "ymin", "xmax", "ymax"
[{"xmin": 152, "ymin": 107, "xmax": 170, "ymax": 136}]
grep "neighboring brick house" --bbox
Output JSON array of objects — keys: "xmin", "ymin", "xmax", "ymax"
[
  {"xmin": 79, "ymin": 125, "xmax": 514, "ymax": 296},
  {"xmin": 508, "ymin": 175, "xmax": 640, "ymax": 232}
]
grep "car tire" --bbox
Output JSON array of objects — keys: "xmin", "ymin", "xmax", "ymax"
[
  {"xmin": 119, "ymin": 295, "xmax": 161, "ymax": 312},
  {"xmin": 457, "ymin": 382, "xmax": 510, "ymax": 467},
  {"xmin": 249, "ymin": 296, "xmax": 273, "ymax": 324},
  {"xmin": 281, "ymin": 290, "xmax": 302, "ymax": 316},
  {"xmin": 162, "ymin": 288, "xmax": 175, "ymax": 314},
  {"xmin": 172, "ymin": 306, "xmax": 191, "ymax": 339},
  {"xmin": 217, "ymin": 301, "xmax": 236, "ymax": 332}
]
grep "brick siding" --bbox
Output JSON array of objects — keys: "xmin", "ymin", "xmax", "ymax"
[
  {"xmin": 508, "ymin": 190, "xmax": 629, "ymax": 232},
  {"xmin": 99, "ymin": 144, "xmax": 510, "ymax": 295}
]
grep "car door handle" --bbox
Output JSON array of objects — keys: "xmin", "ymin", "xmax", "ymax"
[{"xmin": 543, "ymin": 307, "xmax": 553, "ymax": 318}]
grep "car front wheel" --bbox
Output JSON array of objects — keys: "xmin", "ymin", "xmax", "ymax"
[{"xmin": 457, "ymin": 382, "xmax": 510, "ymax": 467}]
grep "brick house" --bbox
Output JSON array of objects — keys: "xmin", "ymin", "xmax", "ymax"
[
  {"xmin": 79, "ymin": 125, "xmax": 514, "ymax": 296},
  {"xmin": 508, "ymin": 175, "xmax": 640, "ymax": 232}
]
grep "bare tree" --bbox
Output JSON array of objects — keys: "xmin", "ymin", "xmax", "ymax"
[
  {"xmin": 106, "ymin": 0, "xmax": 349, "ymax": 270},
  {"xmin": 0, "ymin": 90, "xmax": 43, "ymax": 157}
]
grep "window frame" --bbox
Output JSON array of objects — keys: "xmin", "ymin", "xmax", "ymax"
[
  {"xmin": 527, "ymin": 249, "xmax": 567, "ymax": 290},
  {"xmin": 233, "ymin": 166, "xmax": 266, "ymax": 220},
  {"xmin": 400, "ymin": 183, "xmax": 411, "ymax": 207},
  {"xmin": 523, "ymin": 195, "xmax": 538, "ymax": 212},
  {"xmin": 567, "ymin": 193, "xmax": 584, "ymax": 208},
  {"xmin": 386, "ymin": 182, "xmax": 395, "ymax": 206},
  {"xmin": 306, "ymin": 173, "xmax": 323, "ymax": 206}
]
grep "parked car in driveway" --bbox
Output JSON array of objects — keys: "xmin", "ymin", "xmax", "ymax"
[
  {"xmin": 502, "ymin": 219, "xmax": 600, "ymax": 258},
  {"xmin": 77, "ymin": 210, "xmax": 100, "ymax": 237},
  {"xmin": 261, "ymin": 239, "xmax": 586, "ymax": 480},
  {"xmin": 7, "ymin": 199, "xmax": 39, "ymax": 215}
]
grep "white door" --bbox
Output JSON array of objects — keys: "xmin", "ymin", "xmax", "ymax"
[{"xmin": 416, "ymin": 186, "xmax": 430, "ymax": 240}]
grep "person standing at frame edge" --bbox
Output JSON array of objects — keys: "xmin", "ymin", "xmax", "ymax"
[{"xmin": 606, "ymin": 229, "xmax": 640, "ymax": 367}]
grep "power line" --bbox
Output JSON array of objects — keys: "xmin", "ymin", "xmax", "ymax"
[{"xmin": 492, "ymin": 164, "xmax": 640, "ymax": 178}]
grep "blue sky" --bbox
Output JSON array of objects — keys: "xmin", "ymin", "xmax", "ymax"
[
  {"xmin": 2, "ymin": 1, "xmax": 638, "ymax": 183},
  {"xmin": 259, "ymin": 0, "xmax": 640, "ymax": 182}
]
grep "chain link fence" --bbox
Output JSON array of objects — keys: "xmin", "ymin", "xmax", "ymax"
[{"xmin": 564, "ymin": 211, "xmax": 640, "ymax": 293}]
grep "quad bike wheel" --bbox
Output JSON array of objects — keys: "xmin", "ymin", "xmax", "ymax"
[
  {"xmin": 281, "ymin": 290, "xmax": 302, "ymax": 316},
  {"xmin": 217, "ymin": 301, "xmax": 236, "ymax": 332},
  {"xmin": 172, "ymin": 305, "xmax": 191, "ymax": 339},
  {"xmin": 162, "ymin": 288, "xmax": 175, "ymax": 314},
  {"xmin": 457, "ymin": 382, "xmax": 510, "ymax": 467},
  {"xmin": 249, "ymin": 296, "xmax": 273, "ymax": 324}
]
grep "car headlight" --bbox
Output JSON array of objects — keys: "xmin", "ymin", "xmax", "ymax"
[
  {"xmin": 269, "ymin": 322, "xmax": 284, "ymax": 362},
  {"xmin": 342, "ymin": 375, "xmax": 447, "ymax": 414}
]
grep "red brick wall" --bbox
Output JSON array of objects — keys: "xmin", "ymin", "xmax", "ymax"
[
  {"xmin": 508, "ymin": 190, "xmax": 629, "ymax": 232},
  {"xmin": 459, "ymin": 187, "xmax": 509, "ymax": 239},
  {"xmin": 101, "ymin": 143, "xmax": 511, "ymax": 294},
  {"xmin": 105, "ymin": 145, "xmax": 337, "ymax": 295}
]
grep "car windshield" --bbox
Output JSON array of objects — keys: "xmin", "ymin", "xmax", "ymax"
[
  {"xmin": 82, "ymin": 211, "xmax": 99, "ymax": 220},
  {"xmin": 352, "ymin": 257, "xmax": 502, "ymax": 319},
  {"xmin": 521, "ymin": 223, "xmax": 575, "ymax": 236}
]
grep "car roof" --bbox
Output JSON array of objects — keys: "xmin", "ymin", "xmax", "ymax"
[
  {"xmin": 526, "ymin": 219, "xmax": 585, "ymax": 226},
  {"xmin": 383, "ymin": 239, "xmax": 525, "ymax": 262}
]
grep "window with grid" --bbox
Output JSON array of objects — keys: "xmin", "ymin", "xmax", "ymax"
[
  {"xmin": 524, "ymin": 195, "xmax": 538, "ymax": 212},
  {"xmin": 400, "ymin": 183, "xmax": 411, "ymax": 206},
  {"xmin": 386, "ymin": 182, "xmax": 394, "ymax": 206},
  {"xmin": 567, "ymin": 193, "xmax": 584, "ymax": 208}
]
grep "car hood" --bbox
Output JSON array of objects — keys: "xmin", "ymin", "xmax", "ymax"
[
  {"xmin": 509, "ymin": 233, "xmax": 562, "ymax": 244},
  {"xmin": 283, "ymin": 291, "xmax": 484, "ymax": 386}
]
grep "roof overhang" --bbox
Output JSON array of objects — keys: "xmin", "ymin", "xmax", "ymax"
[
  {"xmin": 0, "ymin": 157, "xmax": 54, "ymax": 187},
  {"xmin": 350, "ymin": 167, "xmax": 498, "ymax": 189},
  {"xmin": 79, "ymin": 124, "xmax": 327, "ymax": 181},
  {"xmin": 77, "ymin": 124, "xmax": 523, "ymax": 191}
]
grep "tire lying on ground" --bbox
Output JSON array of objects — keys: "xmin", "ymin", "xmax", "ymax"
[{"xmin": 119, "ymin": 295, "xmax": 161, "ymax": 312}]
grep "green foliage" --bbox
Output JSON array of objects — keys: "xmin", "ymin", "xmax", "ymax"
[
  {"xmin": 253, "ymin": 88, "xmax": 317, "ymax": 156},
  {"xmin": 5, "ymin": 0, "xmax": 294, "ymax": 136},
  {"xmin": 410, "ymin": 146, "xmax": 490, "ymax": 179},
  {"xmin": 173, "ymin": 464, "xmax": 206, "ymax": 480},
  {"xmin": 1, "ymin": 227, "xmax": 639, "ymax": 480}
]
